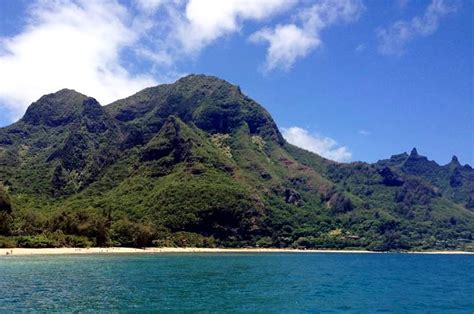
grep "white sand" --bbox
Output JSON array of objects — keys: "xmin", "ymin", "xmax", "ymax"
[{"xmin": 0, "ymin": 247, "xmax": 472, "ymax": 256}]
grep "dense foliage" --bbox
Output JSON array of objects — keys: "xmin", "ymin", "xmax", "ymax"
[{"xmin": 0, "ymin": 75, "xmax": 473, "ymax": 251}]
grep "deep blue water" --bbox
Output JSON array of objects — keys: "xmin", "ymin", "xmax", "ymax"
[{"xmin": 0, "ymin": 253, "xmax": 473, "ymax": 312}]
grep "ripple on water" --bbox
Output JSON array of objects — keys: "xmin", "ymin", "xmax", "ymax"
[{"xmin": 0, "ymin": 253, "xmax": 473, "ymax": 312}]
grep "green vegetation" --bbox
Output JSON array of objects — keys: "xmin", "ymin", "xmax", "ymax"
[
  {"xmin": 0, "ymin": 74, "xmax": 473, "ymax": 251},
  {"xmin": 0, "ymin": 184, "xmax": 12, "ymax": 235}
]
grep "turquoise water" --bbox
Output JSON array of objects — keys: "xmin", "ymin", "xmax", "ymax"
[{"xmin": 0, "ymin": 253, "xmax": 473, "ymax": 312}]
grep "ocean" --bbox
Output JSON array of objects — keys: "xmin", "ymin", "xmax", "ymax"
[{"xmin": 1, "ymin": 253, "xmax": 473, "ymax": 312}]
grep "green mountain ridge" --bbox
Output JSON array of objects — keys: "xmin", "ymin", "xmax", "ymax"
[{"xmin": 0, "ymin": 74, "xmax": 473, "ymax": 250}]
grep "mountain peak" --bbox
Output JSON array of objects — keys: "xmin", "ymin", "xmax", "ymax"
[
  {"xmin": 178, "ymin": 73, "xmax": 218, "ymax": 81},
  {"xmin": 177, "ymin": 74, "xmax": 230, "ymax": 84},
  {"xmin": 22, "ymin": 89, "xmax": 102, "ymax": 127},
  {"xmin": 410, "ymin": 147, "xmax": 419, "ymax": 156},
  {"xmin": 39, "ymin": 88, "xmax": 89, "ymax": 104},
  {"xmin": 450, "ymin": 155, "xmax": 460, "ymax": 166},
  {"xmin": 173, "ymin": 74, "xmax": 242, "ymax": 95},
  {"xmin": 108, "ymin": 74, "xmax": 283, "ymax": 144},
  {"xmin": 53, "ymin": 88, "xmax": 86, "ymax": 96}
]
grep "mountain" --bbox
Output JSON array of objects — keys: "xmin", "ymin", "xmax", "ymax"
[
  {"xmin": 376, "ymin": 148, "xmax": 474, "ymax": 209},
  {"xmin": 0, "ymin": 74, "xmax": 473, "ymax": 251},
  {"xmin": 0, "ymin": 89, "xmax": 122, "ymax": 196}
]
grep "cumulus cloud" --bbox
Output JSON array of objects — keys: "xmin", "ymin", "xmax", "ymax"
[
  {"xmin": 282, "ymin": 127, "xmax": 352, "ymax": 162},
  {"xmin": 0, "ymin": 0, "xmax": 156, "ymax": 118},
  {"xmin": 249, "ymin": 0, "xmax": 364, "ymax": 72},
  {"xmin": 377, "ymin": 0, "xmax": 458, "ymax": 55},
  {"xmin": 175, "ymin": 0, "xmax": 295, "ymax": 54},
  {"xmin": 249, "ymin": 24, "xmax": 318, "ymax": 72}
]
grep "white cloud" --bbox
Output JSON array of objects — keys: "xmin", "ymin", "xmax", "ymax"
[
  {"xmin": 130, "ymin": 0, "xmax": 296, "ymax": 69},
  {"xmin": 358, "ymin": 129, "xmax": 370, "ymax": 136},
  {"xmin": 175, "ymin": 0, "xmax": 295, "ymax": 54},
  {"xmin": 249, "ymin": 0, "xmax": 364, "ymax": 72},
  {"xmin": 0, "ymin": 0, "xmax": 156, "ymax": 119},
  {"xmin": 282, "ymin": 127, "xmax": 352, "ymax": 162},
  {"xmin": 249, "ymin": 24, "xmax": 318, "ymax": 72},
  {"xmin": 377, "ymin": 0, "xmax": 458, "ymax": 56}
]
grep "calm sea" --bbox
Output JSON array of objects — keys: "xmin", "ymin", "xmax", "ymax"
[{"xmin": 0, "ymin": 253, "xmax": 473, "ymax": 312}]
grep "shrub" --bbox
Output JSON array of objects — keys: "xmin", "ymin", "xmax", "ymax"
[
  {"xmin": 110, "ymin": 219, "xmax": 156, "ymax": 247},
  {"xmin": 292, "ymin": 237, "xmax": 316, "ymax": 249},
  {"xmin": 153, "ymin": 232, "xmax": 216, "ymax": 248},
  {"xmin": 0, "ymin": 185, "xmax": 12, "ymax": 214},
  {"xmin": 0, "ymin": 236, "xmax": 17, "ymax": 248},
  {"xmin": 16, "ymin": 235, "xmax": 59, "ymax": 248},
  {"xmin": 256, "ymin": 236, "xmax": 273, "ymax": 248},
  {"xmin": 0, "ymin": 212, "xmax": 12, "ymax": 235}
]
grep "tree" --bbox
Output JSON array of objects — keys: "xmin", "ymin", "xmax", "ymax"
[
  {"xmin": 0, "ymin": 185, "xmax": 12, "ymax": 235},
  {"xmin": 0, "ymin": 185, "xmax": 12, "ymax": 214}
]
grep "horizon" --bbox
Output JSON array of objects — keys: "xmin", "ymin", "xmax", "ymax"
[{"xmin": 0, "ymin": 0, "xmax": 472, "ymax": 165}]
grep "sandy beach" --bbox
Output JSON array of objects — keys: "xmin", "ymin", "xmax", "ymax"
[{"xmin": 1, "ymin": 247, "xmax": 473, "ymax": 256}]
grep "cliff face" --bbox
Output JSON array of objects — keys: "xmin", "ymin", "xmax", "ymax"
[{"xmin": 0, "ymin": 74, "xmax": 473, "ymax": 250}]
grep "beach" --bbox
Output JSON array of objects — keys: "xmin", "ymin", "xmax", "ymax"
[{"xmin": 1, "ymin": 247, "xmax": 473, "ymax": 256}]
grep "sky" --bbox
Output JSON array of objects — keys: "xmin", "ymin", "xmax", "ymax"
[{"xmin": 0, "ymin": 0, "xmax": 472, "ymax": 165}]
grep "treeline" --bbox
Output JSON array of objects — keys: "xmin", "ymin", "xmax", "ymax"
[
  {"xmin": 1, "ymin": 184, "xmax": 473, "ymax": 251},
  {"xmin": 0, "ymin": 205, "xmax": 217, "ymax": 248}
]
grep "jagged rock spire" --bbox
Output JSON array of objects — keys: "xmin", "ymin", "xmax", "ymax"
[{"xmin": 450, "ymin": 155, "xmax": 461, "ymax": 166}]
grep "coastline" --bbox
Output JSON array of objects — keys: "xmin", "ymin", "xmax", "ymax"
[{"xmin": 1, "ymin": 247, "xmax": 473, "ymax": 256}]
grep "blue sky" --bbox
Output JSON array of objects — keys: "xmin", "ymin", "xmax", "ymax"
[{"xmin": 0, "ymin": 0, "xmax": 472, "ymax": 165}]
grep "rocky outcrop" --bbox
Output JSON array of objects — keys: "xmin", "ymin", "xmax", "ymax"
[{"xmin": 378, "ymin": 167, "xmax": 404, "ymax": 186}]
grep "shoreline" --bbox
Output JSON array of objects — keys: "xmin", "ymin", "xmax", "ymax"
[{"xmin": 1, "ymin": 247, "xmax": 473, "ymax": 256}]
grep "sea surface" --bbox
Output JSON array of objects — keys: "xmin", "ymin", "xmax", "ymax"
[{"xmin": 0, "ymin": 253, "xmax": 473, "ymax": 312}]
